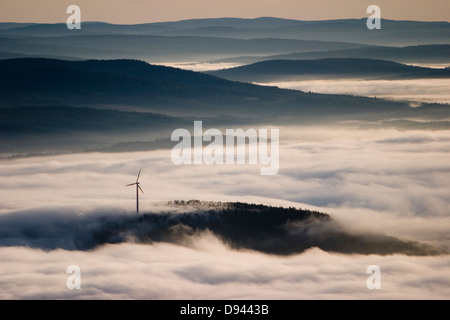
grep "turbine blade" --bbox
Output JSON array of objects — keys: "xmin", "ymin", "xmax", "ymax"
[
  {"xmin": 138, "ymin": 185, "xmax": 144, "ymax": 194},
  {"xmin": 136, "ymin": 169, "xmax": 141, "ymax": 183},
  {"xmin": 126, "ymin": 183, "xmax": 136, "ymax": 186}
]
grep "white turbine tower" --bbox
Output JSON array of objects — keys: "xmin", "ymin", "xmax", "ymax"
[{"xmin": 126, "ymin": 169, "xmax": 144, "ymax": 213}]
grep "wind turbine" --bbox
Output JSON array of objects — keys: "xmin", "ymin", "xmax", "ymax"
[{"xmin": 126, "ymin": 169, "xmax": 144, "ymax": 213}]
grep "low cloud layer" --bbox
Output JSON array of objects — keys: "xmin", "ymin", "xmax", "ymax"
[
  {"xmin": 1, "ymin": 125, "xmax": 449, "ymax": 299},
  {"xmin": 154, "ymin": 62, "xmax": 243, "ymax": 72},
  {"xmin": 1, "ymin": 126, "xmax": 449, "ymax": 247},
  {"xmin": 1, "ymin": 242, "xmax": 449, "ymax": 299},
  {"xmin": 256, "ymin": 79, "xmax": 450, "ymax": 104}
]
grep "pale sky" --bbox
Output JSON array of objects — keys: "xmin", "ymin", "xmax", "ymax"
[{"xmin": 0, "ymin": 0, "xmax": 449, "ymax": 23}]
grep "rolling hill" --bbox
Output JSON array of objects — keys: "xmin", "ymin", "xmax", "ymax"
[
  {"xmin": 208, "ymin": 58, "xmax": 450, "ymax": 82},
  {"xmin": 207, "ymin": 44, "xmax": 450, "ymax": 65},
  {"xmin": 0, "ymin": 200, "xmax": 443, "ymax": 255},
  {"xmin": 0, "ymin": 58, "xmax": 414, "ymax": 116},
  {"xmin": 1, "ymin": 58, "xmax": 448, "ymax": 156}
]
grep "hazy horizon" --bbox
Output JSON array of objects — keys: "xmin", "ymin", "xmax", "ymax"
[
  {"xmin": 1, "ymin": 16, "xmax": 449, "ymax": 25},
  {"xmin": 1, "ymin": 0, "xmax": 449, "ymax": 24}
]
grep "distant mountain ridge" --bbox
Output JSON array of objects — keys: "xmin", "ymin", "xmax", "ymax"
[
  {"xmin": 208, "ymin": 58, "xmax": 450, "ymax": 82},
  {"xmin": 0, "ymin": 33, "xmax": 370, "ymax": 63},
  {"xmin": 207, "ymin": 44, "xmax": 450, "ymax": 65},
  {"xmin": 1, "ymin": 18, "xmax": 448, "ymax": 46},
  {"xmin": 0, "ymin": 17, "xmax": 448, "ymax": 63}
]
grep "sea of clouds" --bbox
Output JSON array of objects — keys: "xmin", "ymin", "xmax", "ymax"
[{"xmin": 0, "ymin": 125, "xmax": 449, "ymax": 299}]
